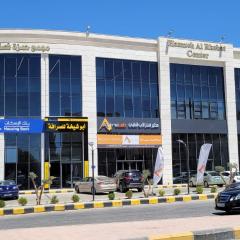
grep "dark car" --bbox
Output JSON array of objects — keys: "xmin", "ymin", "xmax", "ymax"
[
  {"xmin": 0, "ymin": 180, "xmax": 19, "ymax": 200},
  {"xmin": 215, "ymin": 182, "xmax": 240, "ymax": 213},
  {"xmin": 114, "ymin": 170, "xmax": 144, "ymax": 193}
]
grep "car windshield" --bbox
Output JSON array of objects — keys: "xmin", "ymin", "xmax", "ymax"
[
  {"xmin": 208, "ymin": 172, "xmax": 220, "ymax": 176},
  {"xmin": 0, "ymin": 180, "xmax": 16, "ymax": 186}
]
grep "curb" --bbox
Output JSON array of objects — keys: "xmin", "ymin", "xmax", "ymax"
[
  {"xmin": 19, "ymin": 185, "xmax": 188, "ymax": 195},
  {"xmin": 0, "ymin": 193, "xmax": 217, "ymax": 216},
  {"xmin": 19, "ymin": 189, "xmax": 75, "ymax": 195},
  {"xmin": 146, "ymin": 226, "xmax": 240, "ymax": 240}
]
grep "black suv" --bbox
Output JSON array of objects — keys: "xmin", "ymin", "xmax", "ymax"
[
  {"xmin": 114, "ymin": 170, "xmax": 144, "ymax": 193},
  {"xmin": 215, "ymin": 182, "xmax": 240, "ymax": 213}
]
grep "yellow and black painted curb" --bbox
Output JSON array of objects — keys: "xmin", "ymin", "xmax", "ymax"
[
  {"xmin": 19, "ymin": 185, "xmax": 188, "ymax": 195},
  {"xmin": 19, "ymin": 189, "xmax": 75, "ymax": 195},
  {"xmin": 0, "ymin": 193, "xmax": 217, "ymax": 216},
  {"xmin": 147, "ymin": 226, "xmax": 240, "ymax": 240}
]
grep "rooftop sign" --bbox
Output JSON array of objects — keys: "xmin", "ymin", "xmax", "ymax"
[
  {"xmin": 0, "ymin": 43, "xmax": 50, "ymax": 52},
  {"xmin": 166, "ymin": 39, "xmax": 226, "ymax": 59}
]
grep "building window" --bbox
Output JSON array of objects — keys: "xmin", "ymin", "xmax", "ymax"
[
  {"xmin": 49, "ymin": 55, "xmax": 82, "ymax": 116},
  {"xmin": 235, "ymin": 68, "xmax": 240, "ymax": 120},
  {"xmin": 4, "ymin": 134, "xmax": 41, "ymax": 189},
  {"xmin": 96, "ymin": 58, "xmax": 159, "ymax": 118},
  {"xmin": 170, "ymin": 64, "xmax": 225, "ymax": 120},
  {"xmin": 0, "ymin": 54, "xmax": 41, "ymax": 117},
  {"xmin": 172, "ymin": 133, "xmax": 229, "ymax": 181}
]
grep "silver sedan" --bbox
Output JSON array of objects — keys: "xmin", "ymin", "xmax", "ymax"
[{"xmin": 75, "ymin": 176, "xmax": 116, "ymax": 194}]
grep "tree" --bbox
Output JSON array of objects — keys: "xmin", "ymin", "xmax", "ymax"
[
  {"xmin": 142, "ymin": 169, "xmax": 153, "ymax": 198},
  {"xmin": 29, "ymin": 172, "xmax": 55, "ymax": 205},
  {"xmin": 215, "ymin": 162, "xmax": 238, "ymax": 188}
]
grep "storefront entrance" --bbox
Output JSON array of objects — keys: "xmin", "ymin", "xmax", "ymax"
[
  {"xmin": 44, "ymin": 117, "xmax": 88, "ymax": 188},
  {"xmin": 98, "ymin": 148, "xmax": 158, "ymax": 177}
]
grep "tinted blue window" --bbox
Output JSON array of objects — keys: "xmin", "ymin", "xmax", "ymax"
[
  {"xmin": 235, "ymin": 68, "xmax": 240, "ymax": 119},
  {"xmin": 96, "ymin": 58, "xmax": 159, "ymax": 118},
  {"xmin": 49, "ymin": 55, "xmax": 82, "ymax": 116},
  {"xmin": 171, "ymin": 63, "xmax": 225, "ymax": 120},
  {"xmin": 0, "ymin": 54, "xmax": 40, "ymax": 117}
]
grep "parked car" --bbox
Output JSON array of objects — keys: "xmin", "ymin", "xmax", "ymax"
[
  {"xmin": 0, "ymin": 180, "xmax": 19, "ymax": 200},
  {"xmin": 221, "ymin": 171, "xmax": 240, "ymax": 184},
  {"xmin": 114, "ymin": 170, "xmax": 144, "ymax": 193},
  {"xmin": 65, "ymin": 177, "xmax": 82, "ymax": 187},
  {"xmin": 189, "ymin": 171, "xmax": 225, "ymax": 187},
  {"xmin": 215, "ymin": 182, "xmax": 240, "ymax": 213},
  {"xmin": 75, "ymin": 176, "xmax": 116, "ymax": 194}
]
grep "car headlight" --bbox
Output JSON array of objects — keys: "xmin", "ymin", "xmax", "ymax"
[
  {"xmin": 12, "ymin": 186, "xmax": 18, "ymax": 190},
  {"xmin": 234, "ymin": 194, "xmax": 240, "ymax": 200},
  {"xmin": 0, "ymin": 187, "xmax": 3, "ymax": 191}
]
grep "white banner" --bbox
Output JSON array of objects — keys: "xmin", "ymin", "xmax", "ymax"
[
  {"xmin": 196, "ymin": 144, "xmax": 212, "ymax": 184},
  {"xmin": 153, "ymin": 146, "xmax": 164, "ymax": 185}
]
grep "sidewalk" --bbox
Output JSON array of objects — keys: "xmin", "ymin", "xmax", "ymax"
[{"xmin": 0, "ymin": 214, "xmax": 240, "ymax": 240}]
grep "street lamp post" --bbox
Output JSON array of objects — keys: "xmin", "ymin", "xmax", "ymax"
[
  {"xmin": 88, "ymin": 142, "xmax": 95, "ymax": 201},
  {"xmin": 176, "ymin": 139, "xmax": 190, "ymax": 195}
]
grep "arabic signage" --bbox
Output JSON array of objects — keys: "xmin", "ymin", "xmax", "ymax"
[
  {"xmin": 0, "ymin": 119, "xmax": 44, "ymax": 133},
  {"xmin": 97, "ymin": 117, "xmax": 160, "ymax": 134},
  {"xmin": 166, "ymin": 39, "xmax": 226, "ymax": 59},
  {"xmin": 45, "ymin": 117, "xmax": 88, "ymax": 132},
  {"xmin": 0, "ymin": 43, "xmax": 50, "ymax": 52},
  {"xmin": 97, "ymin": 134, "xmax": 162, "ymax": 146}
]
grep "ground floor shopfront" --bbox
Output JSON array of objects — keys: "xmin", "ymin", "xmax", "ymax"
[{"xmin": 2, "ymin": 117, "xmax": 88, "ymax": 189}]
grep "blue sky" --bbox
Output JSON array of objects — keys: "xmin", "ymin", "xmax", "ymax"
[{"xmin": 0, "ymin": 0, "xmax": 239, "ymax": 46}]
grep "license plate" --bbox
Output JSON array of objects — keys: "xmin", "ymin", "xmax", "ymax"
[
  {"xmin": 4, "ymin": 194, "xmax": 12, "ymax": 197},
  {"xmin": 217, "ymin": 203, "xmax": 225, "ymax": 207}
]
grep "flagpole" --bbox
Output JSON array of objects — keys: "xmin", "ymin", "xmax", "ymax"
[{"xmin": 176, "ymin": 139, "xmax": 190, "ymax": 195}]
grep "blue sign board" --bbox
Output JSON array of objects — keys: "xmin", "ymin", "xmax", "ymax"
[{"xmin": 0, "ymin": 119, "xmax": 44, "ymax": 133}]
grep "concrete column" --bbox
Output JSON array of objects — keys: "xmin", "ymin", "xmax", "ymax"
[
  {"xmin": 158, "ymin": 38, "xmax": 173, "ymax": 184},
  {"xmin": 41, "ymin": 54, "xmax": 49, "ymax": 180},
  {"xmin": 0, "ymin": 133, "xmax": 4, "ymax": 181},
  {"xmin": 224, "ymin": 61, "xmax": 239, "ymax": 169},
  {"xmin": 81, "ymin": 54, "xmax": 98, "ymax": 176}
]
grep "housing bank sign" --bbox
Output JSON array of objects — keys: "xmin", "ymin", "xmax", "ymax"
[{"xmin": 0, "ymin": 119, "xmax": 44, "ymax": 133}]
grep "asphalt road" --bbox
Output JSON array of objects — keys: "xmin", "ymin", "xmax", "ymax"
[{"xmin": 0, "ymin": 199, "xmax": 233, "ymax": 230}]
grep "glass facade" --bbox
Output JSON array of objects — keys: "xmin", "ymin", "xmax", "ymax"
[
  {"xmin": 172, "ymin": 133, "xmax": 229, "ymax": 180},
  {"xmin": 96, "ymin": 58, "xmax": 159, "ymax": 118},
  {"xmin": 49, "ymin": 55, "xmax": 82, "ymax": 116},
  {"xmin": 45, "ymin": 132, "xmax": 84, "ymax": 188},
  {"xmin": 5, "ymin": 134, "xmax": 41, "ymax": 189},
  {"xmin": 98, "ymin": 148, "xmax": 158, "ymax": 177},
  {"xmin": 0, "ymin": 54, "xmax": 41, "ymax": 117},
  {"xmin": 235, "ymin": 68, "xmax": 240, "ymax": 119},
  {"xmin": 170, "ymin": 64, "xmax": 225, "ymax": 120}
]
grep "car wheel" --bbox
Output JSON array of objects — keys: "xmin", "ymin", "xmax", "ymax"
[
  {"xmin": 75, "ymin": 186, "xmax": 80, "ymax": 193},
  {"xmin": 204, "ymin": 181, "xmax": 209, "ymax": 188},
  {"xmin": 119, "ymin": 183, "xmax": 125, "ymax": 193},
  {"xmin": 137, "ymin": 188, "xmax": 143, "ymax": 192},
  {"xmin": 189, "ymin": 181, "xmax": 194, "ymax": 187},
  {"xmin": 218, "ymin": 184, "xmax": 223, "ymax": 187}
]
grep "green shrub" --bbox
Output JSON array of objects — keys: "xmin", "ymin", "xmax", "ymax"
[
  {"xmin": 108, "ymin": 192, "xmax": 115, "ymax": 200},
  {"xmin": 50, "ymin": 195, "xmax": 59, "ymax": 204},
  {"xmin": 174, "ymin": 188, "xmax": 181, "ymax": 195},
  {"xmin": 0, "ymin": 200, "xmax": 5, "ymax": 208},
  {"xmin": 159, "ymin": 189, "xmax": 165, "ymax": 197},
  {"xmin": 211, "ymin": 186, "xmax": 217, "ymax": 193},
  {"xmin": 71, "ymin": 194, "xmax": 80, "ymax": 203},
  {"xmin": 196, "ymin": 185, "xmax": 204, "ymax": 194},
  {"xmin": 125, "ymin": 190, "xmax": 133, "ymax": 199},
  {"xmin": 18, "ymin": 197, "xmax": 28, "ymax": 206}
]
